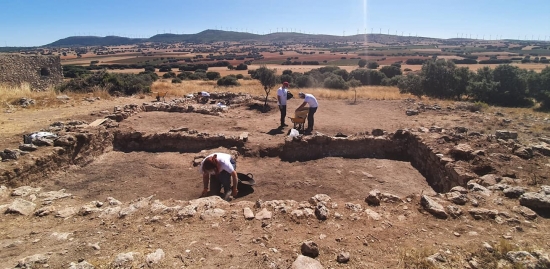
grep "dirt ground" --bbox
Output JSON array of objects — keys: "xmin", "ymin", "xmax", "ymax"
[{"xmin": 1, "ymin": 94, "xmax": 550, "ymax": 268}]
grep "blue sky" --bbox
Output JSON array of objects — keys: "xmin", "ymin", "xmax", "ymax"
[{"xmin": 0, "ymin": 0, "xmax": 549, "ymax": 46}]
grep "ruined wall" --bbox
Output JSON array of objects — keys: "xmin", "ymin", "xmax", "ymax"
[
  {"xmin": 0, "ymin": 53, "xmax": 63, "ymax": 91},
  {"xmin": 113, "ymin": 131, "xmax": 245, "ymax": 153}
]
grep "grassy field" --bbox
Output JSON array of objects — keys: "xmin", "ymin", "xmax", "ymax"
[
  {"xmin": 0, "ymin": 83, "xmax": 112, "ymax": 110},
  {"xmin": 151, "ymin": 79, "xmax": 411, "ymax": 101}
]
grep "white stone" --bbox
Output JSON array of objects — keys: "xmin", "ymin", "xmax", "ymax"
[
  {"xmin": 146, "ymin": 249, "xmax": 165, "ymax": 264},
  {"xmin": 255, "ymin": 208, "xmax": 272, "ymax": 220},
  {"xmin": 6, "ymin": 198, "xmax": 36, "ymax": 216},
  {"xmin": 55, "ymin": 207, "xmax": 77, "ymax": 218},
  {"xmin": 200, "ymin": 208, "xmax": 226, "ymax": 220},
  {"xmin": 243, "ymin": 207, "xmax": 255, "ymax": 220},
  {"xmin": 11, "ymin": 186, "xmax": 41, "ymax": 197},
  {"xmin": 291, "ymin": 255, "xmax": 323, "ymax": 269},
  {"xmin": 365, "ymin": 209, "xmax": 382, "ymax": 221}
]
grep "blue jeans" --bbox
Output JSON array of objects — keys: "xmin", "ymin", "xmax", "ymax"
[{"xmin": 210, "ymin": 158, "xmax": 236, "ymax": 195}]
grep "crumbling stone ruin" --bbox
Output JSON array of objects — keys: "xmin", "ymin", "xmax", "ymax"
[{"xmin": 0, "ymin": 53, "xmax": 63, "ymax": 91}]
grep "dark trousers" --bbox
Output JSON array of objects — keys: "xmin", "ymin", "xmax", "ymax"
[
  {"xmin": 307, "ymin": 107, "xmax": 317, "ymax": 131},
  {"xmin": 279, "ymin": 105, "xmax": 287, "ymax": 125},
  {"xmin": 210, "ymin": 158, "xmax": 236, "ymax": 195}
]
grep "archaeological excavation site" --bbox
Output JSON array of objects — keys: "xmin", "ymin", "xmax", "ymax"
[{"xmin": 1, "ymin": 92, "xmax": 550, "ymax": 268}]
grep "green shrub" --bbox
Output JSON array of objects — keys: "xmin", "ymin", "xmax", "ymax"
[
  {"xmin": 58, "ymin": 71, "xmax": 155, "ymax": 95},
  {"xmin": 367, "ymin": 61, "xmax": 379, "ymax": 69},
  {"xmin": 172, "ymin": 78, "xmax": 182, "ymax": 83},
  {"xmin": 206, "ymin": 71, "xmax": 221, "ymax": 80},
  {"xmin": 162, "ymin": 72, "xmax": 176, "ymax": 79},
  {"xmin": 236, "ymin": 74, "xmax": 244, "ymax": 79},
  {"xmin": 217, "ymin": 75, "xmax": 240, "ymax": 86},
  {"xmin": 323, "ymin": 74, "xmax": 349, "ymax": 90}
]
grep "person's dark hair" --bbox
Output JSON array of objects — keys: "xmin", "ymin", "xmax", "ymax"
[{"xmin": 202, "ymin": 155, "xmax": 217, "ymax": 172}]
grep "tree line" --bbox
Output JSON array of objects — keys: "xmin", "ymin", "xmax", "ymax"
[{"xmin": 398, "ymin": 59, "xmax": 550, "ymax": 109}]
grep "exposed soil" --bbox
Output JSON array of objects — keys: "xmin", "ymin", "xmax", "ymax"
[{"xmin": 1, "ymin": 94, "xmax": 550, "ymax": 268}]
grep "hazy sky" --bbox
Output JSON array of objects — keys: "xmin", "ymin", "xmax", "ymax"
[{"xmin": 1, "ymin": 0, "xmax": 549, "ymax": 46}]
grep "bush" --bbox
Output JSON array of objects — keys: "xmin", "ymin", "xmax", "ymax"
[
  {"xmin": 323, "ymin": 74, "xmax": 348, "ymax": 89},
  {"xmin": 367, "ymin": 61, "xmax": 379, "ymax": 69},
  {"xmin": 159, "ymin": 66, "xmax": 172, "ymax": 72},
  {"xmin": 397, "ymin": 73, "xmax": 423, "ymax": 97},
  {"xmin": 236, "ymin": 74, "xmax": 244, "ymax": 79},
  {"xmin": 187, "ymin": 72, "xmax": 207, "ymax": 80},
  {"xmin": 63, "ymin": 65, "xmax": 91, "ymax": 78},
  {"xmin": 280, "ymin": 74, "xmax": 293, "ymax": 84},
  {"xmin": 333, "ymin": 69, "xmax": 349, "ymax": 80},
  {"xmin": 206, "ymin": 71, "xmax": 221, "ymax": 80},
  {"xmin": 58, "ymin": 71, "xmax": 155, "ymax": 95},
  {"xmin": 358, "ymin": 59, "xmax": 367, "ymax": 68},
  {"xmin": 349, "ymin": 69, "xmax": 387, "ymax": 85},
  {"xmin": 404, "ymin": 68, "xmax": 412, "ymax": 71},
  {"xmin": 162, "ymin": 72, "xmax": 176, "ymax": 79},
  {"xmin": 236, "ymin": 63, "xmax": 248, "ymax": 70},
  {"xmin": 405, "ymin": 59, "xmax": 427, "ymax": 65},
  {"xmin": 144, "ymin": 66, "xmax": 155, "ymax": 72},
  {"xmin": 380, "ymin": 65, "xmax": 402, "ymax": 78},
  {"xmin": 172, "ymin": 78, "xmax": 182, "ymax": 83},
  {"xmin": 217, "ymin": 76, "xmax": 240, "ymax": 86},
  {"xmin": 295, "ymin": 75, "xmax": 313, "ymax": 88}
]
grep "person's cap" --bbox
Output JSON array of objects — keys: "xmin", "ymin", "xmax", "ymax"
[
  {"xmin": 283, "ymin": 81, "xmax": 289, "ymax": 87},
  {"xmin": 298, "ymin": 92, "xmax": 305, "ymax": 97}
]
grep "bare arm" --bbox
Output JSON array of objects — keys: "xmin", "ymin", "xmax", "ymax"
[
  {"xmin": 297, "ymin": 102, "xmax": 307, "ymax": 111},
  {"xmin": 202, "ymin": 173, "xmax": 209, "ymax": 189},
  {"xmin": 231, "ymin": 171, "xmax": 238, "ymax": 191}
]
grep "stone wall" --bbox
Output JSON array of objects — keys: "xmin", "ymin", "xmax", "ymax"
[{"xmin": 0, "ymin": 53, "xmax": 63, "ymax": 91}]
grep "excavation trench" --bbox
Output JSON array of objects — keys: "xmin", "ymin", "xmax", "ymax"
[{"xmin": 112, "ymin": 130, "xmax": 466, "ymax": 194}]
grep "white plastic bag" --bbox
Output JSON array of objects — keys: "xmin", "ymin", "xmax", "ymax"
[{"xmin": 289, "ymin": 128, "xmax": 299, "ymax": 138}]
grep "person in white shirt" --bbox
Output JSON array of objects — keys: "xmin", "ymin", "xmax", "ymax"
[
  {"xmin": 296, "ymin": 92, "xmax": 319, "ymax": 133},
  {"xmin": 276, "ymin": 82, "xmax": 289, "ymax": 128},
  {"xmin": 199, "ymin": 153, "xmax": 238, "ymax": 200}
]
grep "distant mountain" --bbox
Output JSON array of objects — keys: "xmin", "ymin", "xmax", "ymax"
[
  {"xmin": 43, "ymin": 29, "xmax": 444, "ymax": 47},
  {"xmin": 47, "ymin": 36, "xmax": 144, "ymax": 47}
]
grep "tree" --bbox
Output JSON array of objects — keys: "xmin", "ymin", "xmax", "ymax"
[
  {"xmin": 227, "ymin": 64, "xmax": 235, "ymax": 70},
  {"xmin": 421, "ymin": 59, "xmax": 458, "ymax": 99},
  {"xmin": 159, "ymin": 66, "xmax": 171, "ymax": 72},
  {"xmin": 397, "ymin": 73, "xmax": 423, "ymax": 98},
  {"xmin": 217, "ymin": 75, "xmax": 240, "ymax": 86},
  {"xmin": 349, "ymin": 69, "xmax": 387, "ymax": 86},
  {"xmin": 367, "ymin": 61, "xmax": 379, "ymax": 69},
  {"xmin": 348, "ymin": 79, "xmax": 362, "ymax": 103},
  {"xmin": 358, "ymin": 59, "xmax": 367, "ymax": 68},
  {"xmin": 236, "ymin": 63, "xmax": 248, "ymax": 70},
  {"xmin": 323, "ymin": 74, "xmax": 348, "ymax": 90},
  {"xmin": 380, "ymin": 65, "xmax": 402, "ymax": 78},
  {"xmin": 468, "ymin": 66, "xmax": 499, "ymax": 103},
  {"xmin": 453, "ymin": 67, "xmax": 473, "ymax": 100},
  {"xmin": 206, "ymin": 71, "xmax": 221, "ymax": 80},
  {"xmin": 491, "ymin": 65, "xmax": 531, "ymax": 106},
  {"xmin": 534, "ymin": 67, "xmax": 550, "ymax": 109},
  {"xmin": 295, "ymin": 75, "xmax": 312, "ymax": 88},
  {"xmin": 333, "ymin": 69, "xmax": 349, "ymax": 80},
  {"xmin": 254, "ymin": 66, "xmax": 278, "ymax": 111}
]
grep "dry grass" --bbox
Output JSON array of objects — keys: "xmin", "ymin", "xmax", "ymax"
[
  {"xmin": 151, "ymin": 79, "xmax": 412, "ymax": 101},
  {"xmin": 0, "ymin": 83, "xmax": 112, "ymax": 110},
  {"xmin": 398, "ymin": 248, "xmax": 437, "ymax": 269}
]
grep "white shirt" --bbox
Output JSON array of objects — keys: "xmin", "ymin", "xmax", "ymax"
[
  {"xmin": 199, "ymin": 153, "xmax": 234, "ymax": 175},
  {"xmin": 304, "ymin": 94, "xmax": 318, "ymax": 108},
  {"xmin": 201, "ymin": 91, "xmax": 210, "ymax": 97},
  {"xmin": 277, "ymin": 87, "xmax": 288, "ymax": 105}
]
